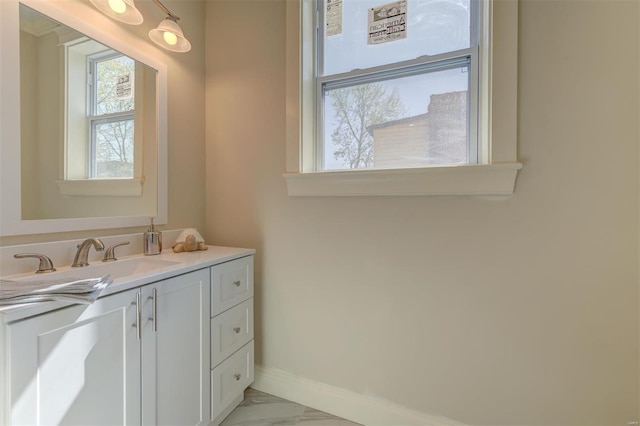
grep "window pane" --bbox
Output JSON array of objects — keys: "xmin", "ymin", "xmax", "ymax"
[
  {"xmin": 95, "ymin": 55, "xmax": 135, "ymax": 115},
  {"xmin": 322, "ymin": 65, "xmax": 469, "ymax": 170},
  {"xmin": 94, "ymin": 119, "xmax": 134, "ymax": 178},
  {"xmin": 322, "ymin": 0, "xmax": 471, "ymax": 76}
]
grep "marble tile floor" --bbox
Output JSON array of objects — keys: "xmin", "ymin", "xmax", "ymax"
[{"xmin": 220, "ymin": 388, "xmax": 362, "ymax": 426}]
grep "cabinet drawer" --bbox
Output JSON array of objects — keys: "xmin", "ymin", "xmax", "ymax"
[
  {"xmin": 211, "ymin": 340, "xmax": 254, "ymax": 420},
  {"xmin": 211, "ymin": 256, "xmax": 253, "ymax": 316},
  {"xmin": 211, "ymin": 298, "xmax": 253, "ymax": 368}
]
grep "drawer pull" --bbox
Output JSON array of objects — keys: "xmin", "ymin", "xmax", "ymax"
[
  {"xmin": 233, "ymin": 327, "xmax": 241, "ymax": 334},
  {"xmin": 233, "ymin": 280, "xmax": 241, "ymax": 287},
  {"xmin": 136, "ymin": 292, "xmax": 142, "ymax": 340},
  {"xmin": 234, "ymin": 373, "xmax": 241, "ymax": 381},
  {"xmin": 152, "ymin": 288, "xmax": 158, "ymax": 332}
]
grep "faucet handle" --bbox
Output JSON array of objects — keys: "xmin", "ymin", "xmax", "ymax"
[
  {"xmin": 103, "ymin": 241, "xmax": 130, "ymax": 262},
  {"xmin": 14, "ymin": 253, "xmax": 57, "ymax": 273}
]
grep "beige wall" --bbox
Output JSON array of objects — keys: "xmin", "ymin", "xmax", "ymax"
[
  {"xmin": 205, "ymin": 0, "xmax": 639, "ymax": 424},
  {"xmin": 0, "ymin": 0, "xmax": 206, "ymax": 246},
  {"xmin": 159, "ymin": 0, "xmax": 206, "ymax": 239}
]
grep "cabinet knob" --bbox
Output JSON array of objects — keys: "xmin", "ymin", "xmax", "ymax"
[
  {"xmin": 233, "ymin": 280, "xmax": 241, "ymax": 287},
  {"xmin": 233, "ymin": 327, "xmax": 241, "ymax": 334},
  {"xmin": 234, "ymin": 373, "xmax": 241, "ymax": 381}
]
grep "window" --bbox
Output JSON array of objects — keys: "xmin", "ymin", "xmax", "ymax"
[
  {"xmin": 88, "ymin": 52, "xmax": 135, "ymax": 179},
  {"xmin": 60, "ymin": 37, "xmax": 144, "ymax": 196},
  {"xmin": 318, "ymin": 0, "xmax": 478, "ymax": 171},
  {"xmin": 284, "ymin": 0, "xmax": 522, "ymax": 196}
]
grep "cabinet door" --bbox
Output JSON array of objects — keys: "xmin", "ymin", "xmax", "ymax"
[
  {"xmin": 141, "ymin": 269, "xmax": 210, "ymax": 426},
  {"xmin": 8, "ymin": 288, "xmax": 141, "ymax": 426}
]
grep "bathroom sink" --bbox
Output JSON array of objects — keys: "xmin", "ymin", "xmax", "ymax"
[
  {"xmin": 10, "ymin": 257, "xmax": 183, "ymax": 282},
  {"xmin": 76, "ymin": 257, "xmax": 182, "ymax": 280}
]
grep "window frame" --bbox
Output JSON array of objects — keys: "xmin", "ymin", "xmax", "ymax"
[{"xmin": 284, "ymin": 0, "xmax": 522, "ymax": 197}]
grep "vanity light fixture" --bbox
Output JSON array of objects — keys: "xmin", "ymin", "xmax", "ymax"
[
  {"xmin": 147, "ymin": 0, "xmax": 191, "ymax": 53},
  {"xmin": 89, "ymin": 0, "xmax": 143, "ymax": 25},
  {"xmin": 148, "ymin": 16, "xmax": 191, "ymax": 53},
  {"xmin": 89, "ymin": 0, "xmax": 191, "ymax": 53}
]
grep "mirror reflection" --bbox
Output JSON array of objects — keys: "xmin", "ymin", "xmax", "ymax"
[{"xmin": 19, "ymin": 4, "xmax": 158, "ymax": 220}]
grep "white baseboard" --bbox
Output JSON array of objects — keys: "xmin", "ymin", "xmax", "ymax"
[{"xmin": 252, "ymin": 365, "xmax": 465, "ymax": 426}]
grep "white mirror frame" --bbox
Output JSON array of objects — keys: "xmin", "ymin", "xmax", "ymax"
[{"xmin": 0, "ymin": 0, "xmax": 168, "ymax": 236}]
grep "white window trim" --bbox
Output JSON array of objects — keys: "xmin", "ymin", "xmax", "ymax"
[
  {"xmin": 284, "ymin": 0, "xmax": 522, "ymax": 197},
  {"xmin": 56, "ymin": 178, "xmax": 144, "ymax": 196}
]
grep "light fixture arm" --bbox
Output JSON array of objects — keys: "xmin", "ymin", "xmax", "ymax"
[{"xmin": 150, "ymin": 0, "xmax": 180, "ymax": 21}]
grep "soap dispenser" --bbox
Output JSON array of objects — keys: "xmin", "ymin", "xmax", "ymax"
[{"xmin": 144, "ymin": 218, "xmax": 162, "ymax": 255}]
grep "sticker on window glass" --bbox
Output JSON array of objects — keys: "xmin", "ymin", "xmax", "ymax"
[
  {"xmin": 367, "ymin": 0, "xmax": 407, "ymax": 45},
  {"xmin": 116, "ymin": 74, "xmax": 132, "ymax": 99},
  {"xmin": 326, "ymin": 0, "xmax": 342, "ymax": 36}
]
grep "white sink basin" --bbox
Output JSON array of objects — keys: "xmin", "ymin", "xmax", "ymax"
[
  {"xmin": 10, "ymin": 257, "xmax": 183, "ymax": 282},
  {"xmin": 76, "ymin": 257, "xmax": 182, "ymax": 280}
]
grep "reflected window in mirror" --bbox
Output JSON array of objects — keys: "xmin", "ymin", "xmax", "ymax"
[
  {"xmin": 19, "ymin": 5, "xmax": 149, "ymax": 199},
  {"xmin": 90, "ymin": 51, "xmax": 135, "ymax": 178},
  {"xmin": 65, "ymin": 40, "xmax": 140, "ymax": 180}
]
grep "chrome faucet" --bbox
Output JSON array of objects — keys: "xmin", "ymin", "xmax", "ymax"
[{"xmin": 72, "ymin": 238, "xmax": 105, "ymax": 267}]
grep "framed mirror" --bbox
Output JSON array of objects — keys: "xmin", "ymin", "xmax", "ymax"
[{"xmin": 0, "ymin": 0, "xmax": 167, "ymax": 236}]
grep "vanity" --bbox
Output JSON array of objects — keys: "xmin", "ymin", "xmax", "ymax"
[
  {"xmin": 0, "ymin": 243, "xmax": 255, "ymax": 426},
  {"xmin": 0, "ymin": 0, "xmax": 254, "ymax": 423}
]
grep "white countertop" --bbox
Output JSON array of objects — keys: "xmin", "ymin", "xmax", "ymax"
[{"xmin": 0, "ymin": 245, "xmax": 255, "ymax": 323}]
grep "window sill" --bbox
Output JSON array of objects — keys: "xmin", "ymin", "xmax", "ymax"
[
  {"xmin": 283, "ymin": 163, "xmax": 523, "ymax": 197},
  {"xmin": 56, "ymin": 178, "xmax": 144, "ymax": 197}
]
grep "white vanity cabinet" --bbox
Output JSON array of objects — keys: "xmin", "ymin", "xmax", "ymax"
[
  {"xmin": 5, "ymin": 268, "xmax": 210, "ymax": 426},
  {"xmin": 0, "ymin": 248, "xmax": 255, "ymax": 426},
  {"xmin": 210, "ymin": 255, "xmax": 255, "ymax": 425}
]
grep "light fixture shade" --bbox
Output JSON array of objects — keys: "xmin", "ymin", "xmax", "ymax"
[
  {"xmin": 89, "ymin": 0, "xmax": 143, "ymax": 25},
  {"xmin": 149, "ymin": 18, "xmax": 191, "ymax": 53}
]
